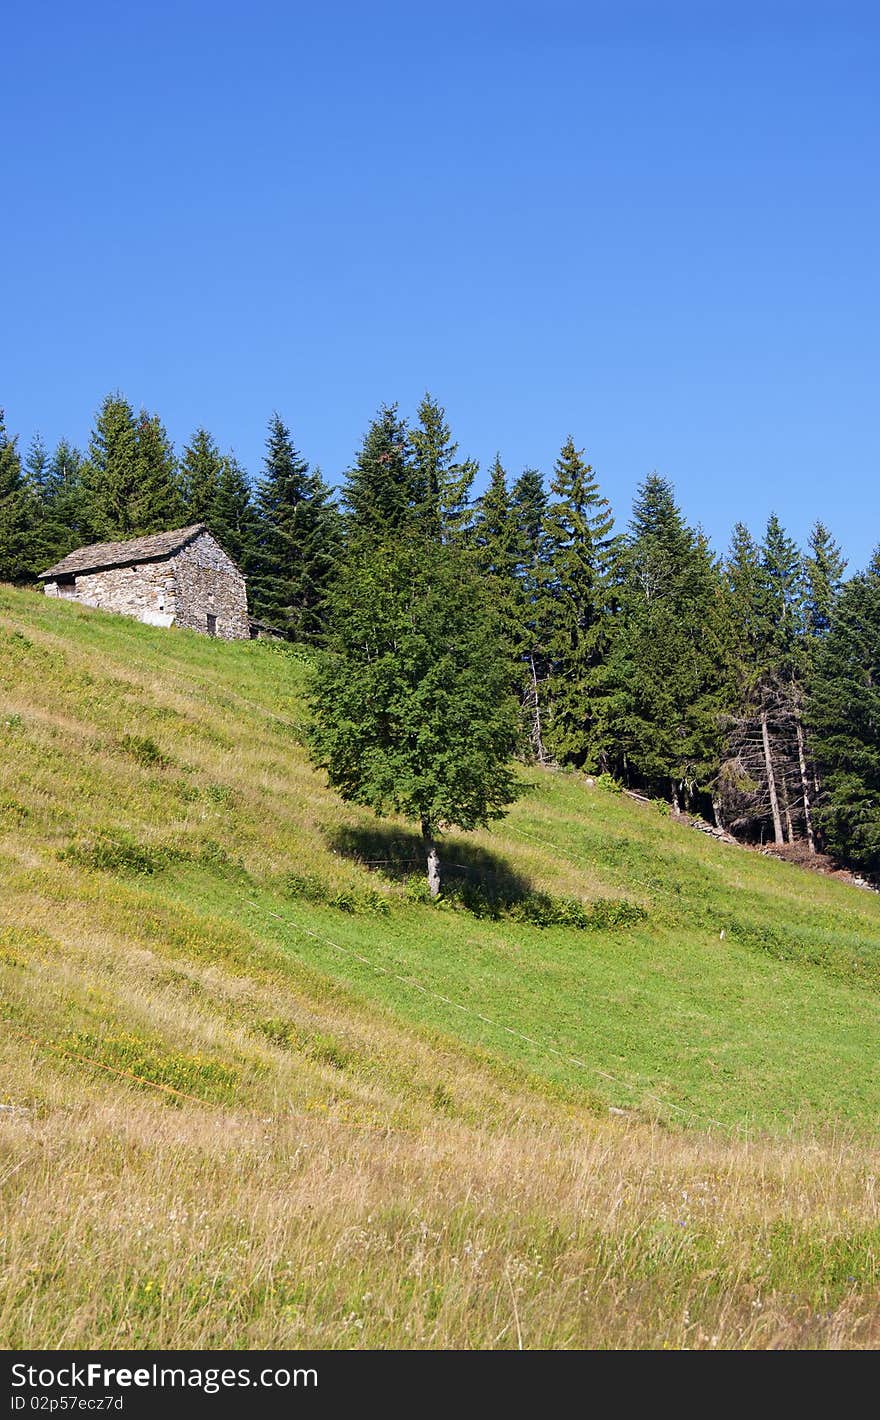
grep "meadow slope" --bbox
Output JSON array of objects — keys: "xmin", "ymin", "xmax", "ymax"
[{"xmin": 1, "ymin": 584, "xmax": 879, "ymax": 1349}]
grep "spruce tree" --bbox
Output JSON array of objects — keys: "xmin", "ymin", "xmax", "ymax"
[
  {"xmin": 25, "ymin": 434, "xmax": 51, "ymax": 499},
  {"xmin": 212, "ymin": 454, "xmax": 259, "ymax": 581},
  {"xmin": 23, "ymin": 435, "xmax": 53, "ymax": 569},
  {"xmin": 720, "ymin": 522, "xmax": 774, "ymax": 833},
  {"xmin": 804, "ymin": 520, "xmax": 846, "ymax": 639},
  {"xmin": 607, "ymin": 474, "xmax": 731, "ymax": 809},
  {"xmin": 722, "ymin": 515, "xmax": 816, "ymax": 847},
  {"xmin": 180, "ymin": 428, "xmax": 224, "ymax": 525},
  {"xmin": 342, "ymin": 404, "xmax": 425, "ymax": 541},
  {"xmin": 81, "ymin": 394, "xmax": 141, "ymax": 540},
  {"xmin": 510, "ymin": 467, "xmax": 551, "ymax": 759},
  {"xmin": 410, "ymin": 392, "xmax": 476, "ymax": 545},
  {"xmin": 251, "ymin": 414, "xmax": 339, "ymax": 641},
  {"xmin": 761, "ymin": 513, "xmax": 806, "ymax": 676},
  {"xmin": 761, "ymin": 514, "xmax": 813, "ymax": 846},
  {"xmin": 41, "ymin": 438, "xmax": 87, "ymax": 563},
  {"xmin": 0, "ymin": 410, "xmax": 41, "ymax": 582},
  {"xmin": 473, "ymin": 455, "xmax": 517, "ymax": 580},
  {"xmin": 726, "ymin": 522, "xmax": 766, "ymax": 671},
  {"xmin": 309, "ymin": 536, "xmax": 521, "ymax": 896},
  {"xmin": 471, "ymin": 455, "xmax": 521, "ymax": 681},
  {"xmin": 131, "ymin": 410, "xmax": 184, "ymax": 533},
  {"xmin": 511, "ymin": 468, "xmax": 548, "ymax": 568},
  {"xmin": 809, "ymin": 567, "xmax": 880, "ymax": 873},
  {"xmin": 541, "ymin": 437, "xmax": 618, "ymax": 769}
]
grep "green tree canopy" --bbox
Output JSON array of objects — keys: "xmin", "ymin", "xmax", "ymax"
[{"xmin": 309, "ymin": 537, "xmax": 522, "ymax": 894}]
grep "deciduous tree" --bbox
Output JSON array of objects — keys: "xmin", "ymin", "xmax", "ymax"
[{"xmin": 309, "ymin": 538, "xmax": 521, "ymax": 896}]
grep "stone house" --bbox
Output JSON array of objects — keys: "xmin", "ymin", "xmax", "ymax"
[{"xmin": 40, "ymin": 524, "xmax": 250, "ymax": 640}]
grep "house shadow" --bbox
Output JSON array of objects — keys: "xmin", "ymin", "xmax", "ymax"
[{"xmin": 326, "ymin": 823, "xmax": 534, "ymax": 911}]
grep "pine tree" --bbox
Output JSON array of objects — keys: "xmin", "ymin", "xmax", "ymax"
[
  {"xmin": 809, "ymin": 567, "xmax": 880, "ymax": 873},
  {"xmin": 342, "ymin": 404, "xmax": 425, "ymax": 541},
  {"xmin": 0, "ymin": 411, "xmax": 42, "ymax": 583},
  {"xmin": 81, "ymin": 394, "xmax": 141, "ymax": 540},
  {"xmin": 309, "ymin": 537, "xmax": 521, "ymax": 896},
  {"xmin": 607, "ymin": 474, "xmax": 731, "ymax": 810},
  {"xmin": 180, "ymin": 428, "xmax": 224, "ymax": 526},
  {"xmin": 541, "ymin": 437, "xmax": 618, "ymax": 769},
  {"xmin": 251, "ymin": 414, "xmax": 339, "ymax": 640},
  {"xmin": 131, "ymin": 411, "xmax": 184, "ymax": 533}
]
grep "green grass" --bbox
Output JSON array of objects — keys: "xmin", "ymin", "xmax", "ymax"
[
  {"xmin": 2, "ymin": 582, "xmax": 879, "ymax": 1135},
  {"xmin": 5, "ymin": 584, "xmax": 880, "ymax": 1349},
  {"xmin": 170, "ymin": 861, "xmax": 878, "ymax": 1134}
]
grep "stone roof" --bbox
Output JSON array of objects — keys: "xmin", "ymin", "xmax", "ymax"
[{"xmin": 40, "ymin": 524, "xmax": 209, "ymax": 579}]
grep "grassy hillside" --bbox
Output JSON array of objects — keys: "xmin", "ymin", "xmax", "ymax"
[{"xmin": 2, "ymin": 584, "xmax": 879, "ymax": 1348}]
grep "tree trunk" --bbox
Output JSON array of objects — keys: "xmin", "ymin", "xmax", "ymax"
[
  {"xmin": 794, "ymin": 714, "xmax": 816, "ymax": 854},
  {"xmin": 529, "ymin": 653, "xmax": 547, "ymax": 765},
  {"xmin": 760, "ymin": 710, "xmax": 784, "ymax": 845},
  {"xmin": 779, "ymin": 773, "xmax": 795, "ymax": 844},
  {"xmin": 421, "ymin": 816, "xmax": 441, "ymax": 898}
]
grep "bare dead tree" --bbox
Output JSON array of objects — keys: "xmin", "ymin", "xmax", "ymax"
[{"xmin": 718, "ymin": 682, "xmax": 815, "ymax": 848}]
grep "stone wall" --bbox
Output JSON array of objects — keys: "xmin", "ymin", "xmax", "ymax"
[
  {"xmin": 170, "ymin": 532, "xmax": 250, "ymax": 640},
  {"xmin": 44, "ymin": 562, "xmax": 177, "ymax": 625}
]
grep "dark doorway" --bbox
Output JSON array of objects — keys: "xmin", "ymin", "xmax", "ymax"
[{"xmin": 206, "ymin": 613, "xmax": 217, "ymax": 636}]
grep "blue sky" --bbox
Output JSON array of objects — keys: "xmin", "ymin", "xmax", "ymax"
[{"xmin": 2, "ymin": 1, "xmax": 878, "ymax": 565}]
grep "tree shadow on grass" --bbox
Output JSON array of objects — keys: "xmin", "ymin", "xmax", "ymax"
[
  {"xmin": 325, "ymin": 823, "xmax": 647, "ymax": 930},
  {"xmin": 326, "ymin": 822, "xmax": 535, "ymax": 910}
]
